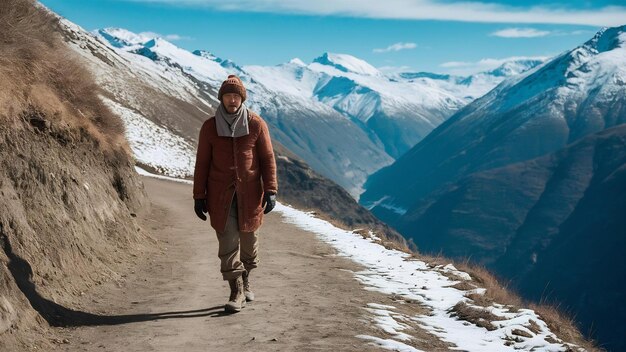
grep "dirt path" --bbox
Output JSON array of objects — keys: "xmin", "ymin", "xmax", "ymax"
[{"xmin": 54, "ymin": 176, "xmax": 432, "ymax": 351}]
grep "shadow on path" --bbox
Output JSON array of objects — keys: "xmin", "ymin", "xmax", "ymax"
[{"xmin": 1, "ymin": 230, "xmax": 227, "ymax": 327}]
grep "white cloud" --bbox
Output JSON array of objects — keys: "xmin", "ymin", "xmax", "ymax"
[
  {"xmin": 568, "ymin": 29, "xmax": 593, "ymax": 35},
  {"xmin": 491, "ymin": 27, "xmax": 551, "ymax": 38},
  {"xmin": 555, "ymin": 29, "xmax": 594, "ymax": 36},
  {"xmin": 440, "ymin": 55, "xmax": 550, "ymax": 75},
  {"xmin": 127, "ymin": 0, "xmax": 626, "ymax": 26},
  {"xmin": 164, "ymin": 34, "xmax": 186, "ymax": 41},
  {"xmin": 373, "ymin": 42, "xmax": 417, "ymax": 53},
  {"xmin": 139, "ymin": 31, "xmax": 192, "ymax": 41}
]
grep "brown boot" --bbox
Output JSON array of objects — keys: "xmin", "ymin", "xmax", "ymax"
[
  {"xmin": 242, "ymin": 271, "xmax": 255, "ymax": 302},
  {"xmin": 225, "ymin": 276, "xmax": 246, "ymax": 313}
]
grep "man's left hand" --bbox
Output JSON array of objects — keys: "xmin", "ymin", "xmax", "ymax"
[{"xmin": 262, "ymin": 193, "xmax": 276, "ymax": 214}]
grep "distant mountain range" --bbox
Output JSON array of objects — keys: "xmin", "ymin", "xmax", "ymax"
[
  {"xmin": 59, "ymin": 18, "xmax": 407, "ymax": 252},
  {"xmin": 66, "ymin": 25, "xmax": 542, "ymax": 196},
  {"xmin": 361, "ymin": 25, "xmax": 626, "ymax": 350},
  {"xmin": 245, "ymin": 52, "xmax": 544, "ymax": 161}
]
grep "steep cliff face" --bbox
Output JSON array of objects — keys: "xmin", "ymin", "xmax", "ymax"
[
  {"xmin": 0, "ymin": 1, "xmax": 148, "ymax": 350},
  {"xmin": 396, "ymin": 124, "xmax": 626, "ymax": 350}
]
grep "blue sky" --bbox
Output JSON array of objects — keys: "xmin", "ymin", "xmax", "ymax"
[{"xmin": 40, "ymin": 0, "xmax": 626, "ymax": 75}]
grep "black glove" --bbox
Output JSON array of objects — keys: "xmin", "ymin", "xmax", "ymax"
[
  {"xmin": 262, "ymin": 193, "xmax": 276, "ymax": 214},
  {"xmin": 194, "ymin": 199, "xmax": 207, "ymax": 221}
]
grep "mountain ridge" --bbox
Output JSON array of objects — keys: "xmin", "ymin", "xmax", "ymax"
[
  {"xmin": 92, "ymin": 26, "xmax": 543, "ymax": 190},
  {"xmin": 361, "ymin": 24, "xmax": 626, "ymax": 351}
]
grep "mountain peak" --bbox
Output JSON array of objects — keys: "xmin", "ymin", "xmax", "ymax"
[
  {"xmin": 584, "ymin": 25, "xmax": 626, "ymax": 53},
  {"xmin": 312, "ymin": 52, "xmax": 380, "ymax": 76},
  {"xmin": 97, "ymin": 27, "xmax": 151, "ymax": 48},
  {"xmin": 288, "ymin": 58, "xmax": 306, "ymax": 66},
  {"xmin": 485, "ymin": 58, "xmax": 546, "ymax": 78},
  {"xmin": 143, "ymin": 37, "xmax": 175, "ymax": 50}
]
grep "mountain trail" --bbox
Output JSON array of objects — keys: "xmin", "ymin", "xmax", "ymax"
[{"xmin": 54, "ymin": 176, "xmax": 446, "ymax": 351}]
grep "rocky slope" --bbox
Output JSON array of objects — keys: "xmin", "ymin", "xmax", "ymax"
[{"xmin": 0, "ymin": 1, "xmax": 149, "ymax": 350}]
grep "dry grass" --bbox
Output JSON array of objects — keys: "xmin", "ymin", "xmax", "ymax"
[
  {"xmin": 450, "ymin": 260, "xmax": 599, "ymax": 351},
  {"xmin": 450, "ymin": 302, "xmax": 504, "ymax": 331},
  {"xmin": 529, "ymin": 303, "xmax": 601, "ymax": 351},
  {"xmin": 512, "ymin": 328, "xmax": 533, "ymax": 338},
  {"xmin": 527, "ymin": 319, "xmax": 542, "ymax": 334},
  {"xmin": 0, "ymin": 0, "xmax": 128, "ymax": 157},
  {"xmin": 448, "ymin": 281, "xmax": 476, "ymax": 291},
  {"xmin": 404, "ymin": 251, "xmax": 600, "ymax": 350},
  {"xmin": 456, "ymin": 261, "xmax": 523, "ymax": 308}
]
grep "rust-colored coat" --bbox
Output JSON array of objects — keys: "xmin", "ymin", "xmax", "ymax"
[{"xmin": 193, "ymin": 111, "xmax": 278, "ymax": 232}]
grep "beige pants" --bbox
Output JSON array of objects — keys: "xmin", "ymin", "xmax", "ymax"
[{"xmin": 216, "ymin": 198, "xmax": 259, "ymax": 280}]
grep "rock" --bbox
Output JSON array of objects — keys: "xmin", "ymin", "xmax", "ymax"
[{"xmin": 29, "ymin": 117, "xmax": 50, "ymax": 131}]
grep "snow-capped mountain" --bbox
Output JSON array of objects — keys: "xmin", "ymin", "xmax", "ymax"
[
  {"xmin": 362, "ymin": 25, "xmax": 626, "ymax": 213},
  {"xmin": 360, "ymin": 25, "xmax": 626, "ymax": 351},
  {"xmin": 396, "ymin": 58, "xmax": 546, "ymax": 102},
  {"xmin": 94, "ymin": 28, "xmax": 232, "ymax": 85},
  {"xmin": 65, "ymin": 26, "xmax": 393, "ymax": 196},
  {"xmin": 63, "ymin": 23, "xmax": 541, "ymax": 196},
  {"xmin": 60, "ymin": 21, "xmax": 405, "ymax": 243},
  {"xmin": 245, "ymin": 53, "xmax": 543, "ymax": 159},
  {"xmin": 61, "ymin": 22, "xmax": 216, "ymax": 178}
]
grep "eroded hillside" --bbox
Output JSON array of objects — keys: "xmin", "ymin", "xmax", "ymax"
[{"xmin": 0, "ymin": 1, "xmax": 149, "ymax": 350}]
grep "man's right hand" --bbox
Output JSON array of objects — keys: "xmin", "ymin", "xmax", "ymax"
[{"xmin": 194, "ymin": 199, "xmax": 207, "ymax": 221}]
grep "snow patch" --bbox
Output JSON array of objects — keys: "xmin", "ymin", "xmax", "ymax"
[
  {"xmin": 274, "ymin": 203, "xmax": 581, "ymax": 351},
  {"xmin": 102, "ymin": 97, "xmax": 195, "ymax": 178},
  {"xmin": 134, "ymin": 167, "xmax": 193, "ymax": 185},
  {"xmin": 357, "ymin": 335, "xmax": 424, "ymax": 352}
]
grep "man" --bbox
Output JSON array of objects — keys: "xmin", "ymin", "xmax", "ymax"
[{"xmin": 193, "ymin": 75, "xmax": 278, "ymax": 313}]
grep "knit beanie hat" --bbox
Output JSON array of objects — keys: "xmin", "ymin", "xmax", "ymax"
[{"xmin": 218, "ymin": 75, "xmax": 247, "ymax": 102}]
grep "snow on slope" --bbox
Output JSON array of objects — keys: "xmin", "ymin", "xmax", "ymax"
[
  {"xmin": 243, "ymin": 60, "xmax": 321, "ymax": 100},
  {"xmin": 95, "ymin": 28, "xmax": 230, "ymax": 85},
  {"xmin": 246, "ymin": 53, "xmax": 544, "ymax": 124},
  {"xmin": 276, "ymin": 204, "xmax": 583, "ymax": 352},
  {"xmin": 135, "ymin": 164, "xmax": 582, "ymax": 351},
  {"xmin": 314, "ymin": 52, "xmax": 382, "ymax": 76},
  {"xmin": 103, "ymin": 98, "xmax": 195, "ymax": 178}
]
